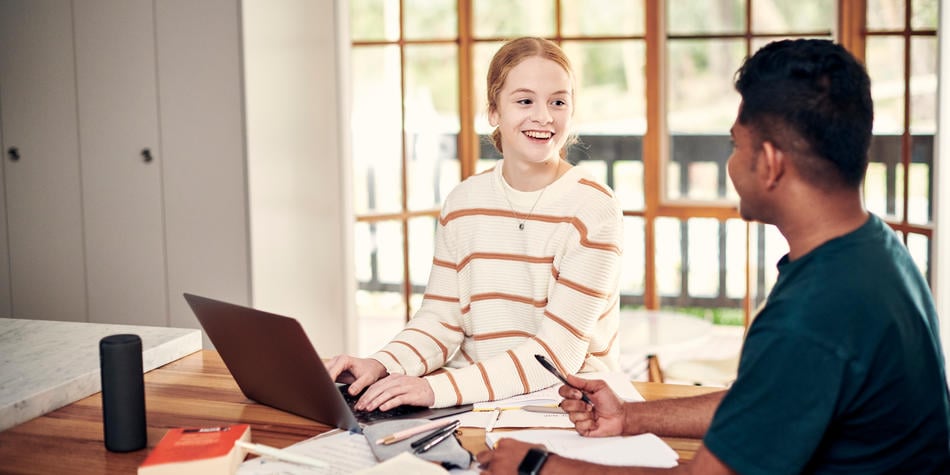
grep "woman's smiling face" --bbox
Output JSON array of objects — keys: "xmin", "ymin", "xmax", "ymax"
[{"xmin": 489, "ymin": 56, "xmax": 573, "ymax": 165}]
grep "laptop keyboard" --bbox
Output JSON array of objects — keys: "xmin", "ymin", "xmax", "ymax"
[{"xmin": 339, "ymin": 385, "xmax": 427, "ymax": 423}]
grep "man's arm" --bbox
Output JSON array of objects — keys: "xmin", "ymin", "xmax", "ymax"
[
  {"xmin": 624, "ymin": 391, "xmax": 726, "ymax": 438},
  {"xmin": 560, "ymin": 374, "xmax": 726, "ymax": 439}
]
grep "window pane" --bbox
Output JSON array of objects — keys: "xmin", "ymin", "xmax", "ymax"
[
  {"xmin": 561, "ymin": 0, "xmax": 644, "ymax": 36},
  {"xmin": 474, "ymin": 0, "xmax": 555, "ymax": 38},
  {"xmin": 405, "ymin": 44, "xmax": 461, "ymax": 211},
  {"xmin": 867, "ymin": 0, "xmax": 905, "ymax": 30},
  {"xmin": 667, "ymin": 0, "xmax": 744, "ymax": 35},
  {"xmin": 352, "ymin": 46, "xmax": 404, "ymax": 214},
  {"xmin": 613, "ymin": 154, "xmax": 644, "ymax": 210},
  {"xmin": 656, "ymin": 217, "xmax": 682, "ymax": 297},
  {"xmin": 563, "ymin": 41, "xmax": 646, "ymax": 135},
  {"xmin": 620, "ymin": 217, "xmax": 645, "ymax": 297},
  {"xmin": 725, "ymin": 219, "xmax": 746, "ymax": 299},
  {"xmin": 350, "ymin": 0, "xmax": 400, "ymax": 42},
  {"xmin": 405, "ymin": 0, "xmax": 457, "ymax": 39},
  {"xmin": 908, "ymin": 156, "xmax": 932, "ymax": 224},
  {"xmin": 910, "ymin": 37, "xmax": 937, "ymax": 133},
  {"xmin": 408, "ymin": 216, "xmax": 438, "ymax": 287},
  {"xmin": 751, "ymin": 0, "xmax": 833, "ymax": 33},
  {"xmin": 473, "ymin": 41, "xmax": 505, "ymax": 138},
  {"xmin": 867, "ymin": 37, "xmax": 905, "ymax": 133},
  {"xmin": 355, "ymin": 220, "xmax": 406, "ymax": 355},
  {"xmin": 667, "ymin": 39, "xmax": 743, "ymax": 134},
  {"xmin": 864, "ymin": 137, "xmax": 904, "ymax": 221},
  {"xmin": 906, "ymin": 232, "xmax": 931, "ymax": 280},
  {"xmin": 687, "ymin": 218, "xmax": 720, "ymax": 298},
  {"xmin": 911, "ymin": 0, "xmax": 938, "ymax": 29},
  {"xmin": 749, "ymin": 223, "xmax": 788, "ymax": 310}
]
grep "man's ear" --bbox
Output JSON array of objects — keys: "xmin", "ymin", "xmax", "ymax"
[{"xmin": 759, "ymin": 141, "xmax": 785, "ymax": 190}]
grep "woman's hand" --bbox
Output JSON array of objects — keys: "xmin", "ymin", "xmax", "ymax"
[
  {"xmin": 353, "ymin": 373, "xmax": 435, "ymax": 411},
  {"xmin": 325, "ymin": 354, "xmax": 388, "ymax": 396}
]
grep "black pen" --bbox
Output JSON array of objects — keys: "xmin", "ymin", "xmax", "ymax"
[
  {"xmin": 410, "ymin": 419, "xmax": 460, "ymax": 450},
  {"xmin": 412, "ymin": 420, "xmax": 460, "ymax": 454},
  {"xmin": 534, "ymin": 354, "xmax": 594, "ymax": 406}
]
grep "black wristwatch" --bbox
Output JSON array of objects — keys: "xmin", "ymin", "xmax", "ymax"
[{"xmin": 518, "ymin": 447, "xmax": 550, "ymax": 475}]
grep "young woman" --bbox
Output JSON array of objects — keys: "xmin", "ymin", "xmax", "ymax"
[{"xmin": 327, "ymin": 37, "xmax": 623, "ymax": 411}]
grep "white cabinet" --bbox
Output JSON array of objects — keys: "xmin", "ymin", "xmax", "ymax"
[
  {"xmin": 0, "ymin": 0, "xmax": 88, "ymax": 322},
  {"xmin": 0, "ymin": 0, "xmax": 249, "ymax": 329}
]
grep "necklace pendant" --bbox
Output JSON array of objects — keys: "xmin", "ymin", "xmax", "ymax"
[{"xmin": 518, "ymin": 222, "xmax": 525, "ymax": 230}]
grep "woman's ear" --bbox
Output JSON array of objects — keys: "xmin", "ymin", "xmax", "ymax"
[{"xmin": 488, "ymin": 107, "xmax": 499, "ymax": 127}]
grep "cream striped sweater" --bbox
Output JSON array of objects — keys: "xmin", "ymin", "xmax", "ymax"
[{"xmin": 370, "ymin": 161, "xmax": 623, "ymax": 407}]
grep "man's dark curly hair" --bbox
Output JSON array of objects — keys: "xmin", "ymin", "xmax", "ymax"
[{"xmin": 735, "ymin": 39, "xmax": 873, "ymax": 189}]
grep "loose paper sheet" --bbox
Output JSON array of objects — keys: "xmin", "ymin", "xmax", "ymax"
[{"xmin": 485, "ymin": 430, "xmax": 679, "ymax": 468}]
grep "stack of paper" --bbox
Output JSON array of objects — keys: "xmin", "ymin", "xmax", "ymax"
[{"xmin": 485, "ymin": 430, "xmax": 679, "ymax": 468}]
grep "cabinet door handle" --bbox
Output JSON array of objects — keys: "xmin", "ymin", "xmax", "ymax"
[
  {"xmin": 141, "ymin": 148, "xmax": 153, "ymax": 163},
  {"xmin": 7, "ymin": 147, "xmax": 19, "ymax": 161}
]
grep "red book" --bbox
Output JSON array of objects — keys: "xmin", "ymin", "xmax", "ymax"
[{"xmin": 138, "ymin": 424, "xmax": 251, "ymax": 474}]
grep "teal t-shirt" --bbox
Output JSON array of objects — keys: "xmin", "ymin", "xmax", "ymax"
[{"xmin": 704, "ymin": 214, "xmax": 950, "ymax": 474}]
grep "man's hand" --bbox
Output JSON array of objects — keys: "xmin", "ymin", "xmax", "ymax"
[
  {"xmin": 476, "ymin": 439, "xmax": 542, "ymax": 474},
  {"xmin": 325, "ymin": 354, "xmax": 388, "ymax": 396},
  {"xmin": 559, "ymin": 373, "xmax": 626, "ymax": 437}
]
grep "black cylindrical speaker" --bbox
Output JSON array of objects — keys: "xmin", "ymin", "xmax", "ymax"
[{"xmin": 99, "ymin": 334, "xmax": 147, "ymax": 452}]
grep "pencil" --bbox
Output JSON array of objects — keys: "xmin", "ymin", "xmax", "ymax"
[{"xmin": 375, "ymin": 419, "xmax": 456, "ymax": 445}]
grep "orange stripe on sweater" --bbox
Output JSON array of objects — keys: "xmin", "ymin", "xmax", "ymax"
[
  {"xmin": 444, "ymin": 372, "xmax": 463, "ymax": 406},
  {"xmin": 476, "ymin": 362, "xmax": 495, "ymax": 401},
  {"xmin": 534, "ymin": 339, "xmax": 568, "ymax": 376},
  {"xmin": 424, "ymin": 294, "xmax": 459, "ymax": 303},
  {"xmin": 457, "ymin": 252, "xmax": 554, "ymax": 270},
  {"xmin": 405, "ymin": 328, "xmax": 448, "ymax": 361},
  {"xmin": 507, "ymin": 350, "xmax": 530, "ymax": 394},
  {"xmin": 578, "ymin": 178, "xmax": 612, "ymax": 197},
  {"xmin": 473, "ymin": 330, "xmax": 535, "ymax": 341},
  {"xmin": 379, "ymin": 350, "xmax": 406, "ymax": 373},
  {"xmin": 471, "ymin": 292, "xmax": 547, "ymax": 308},
  {"xmin": 440, "ymin": 321, "xmax": 464, "ymax": 333},
  {"xmin": 557, "ymin": 276, "xmax": 609, "ymax": 299},
  {"xmin": 393, "ymin": 340, "xmax": 429, "ymax": 374},
  {"xmin": 543, "ymin": 310, "xmax": 590, "ymax": 341},
  {"xmin": 571, "ymin": 219, "xmax": 621, "ymax": 254},
  {"xmin": 590, "ymin": 331, "xmax": 618, "ymax": 357}
]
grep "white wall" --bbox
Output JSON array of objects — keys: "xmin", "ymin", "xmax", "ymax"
[
  {"xmin": 242, "ymin": 0, "xmax": 356, "ymax": 355},
  {"xmin": 936, "ymin": 1, "xmax": 950, "ymax": 377}
]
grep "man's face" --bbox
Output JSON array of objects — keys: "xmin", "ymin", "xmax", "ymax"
[{"xmin": 727, "ymin": 110, "xmax": 768, "ymax": 223}]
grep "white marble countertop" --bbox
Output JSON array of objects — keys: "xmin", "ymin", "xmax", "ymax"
[{"xmin": 0, "ymin": 318, "xmax": 202, "ymax": 431}]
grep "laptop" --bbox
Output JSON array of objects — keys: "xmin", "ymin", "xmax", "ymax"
[{"xmin": 184, "ymin": 293, "xmax": 472, "ymax": 432}]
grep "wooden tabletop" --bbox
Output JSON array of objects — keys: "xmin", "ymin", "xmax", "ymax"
[{"xmin": 0, "ymin": 350, "xmax": 721, "ymax": 474}]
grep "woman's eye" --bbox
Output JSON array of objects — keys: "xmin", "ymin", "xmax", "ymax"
[
  {"xmin": 517, "ymin": 99, "xmax": 533, "ymax": 105},
  {"xmin": 552, "ymin": 99, "xmax": 567, "ymax": 107}
]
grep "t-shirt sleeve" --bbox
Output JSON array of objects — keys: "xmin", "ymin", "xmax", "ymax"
[{"xmin": 703, "ymin": 328, "xmax": 847, "ymax": 475}]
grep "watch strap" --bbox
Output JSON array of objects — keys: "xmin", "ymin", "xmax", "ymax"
[{"xmin": 517, "ymin": 447, "xmax": 550, "ymax": 475}]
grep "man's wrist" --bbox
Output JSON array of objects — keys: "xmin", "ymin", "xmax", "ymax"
[{"xmin": 518, "ymin": 447, "xmax": 549, "ymax": 475}]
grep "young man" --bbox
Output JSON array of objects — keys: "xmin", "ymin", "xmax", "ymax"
[{"xmin": 476, "ymin": 39, "xmax": 950, "ymax": 475}]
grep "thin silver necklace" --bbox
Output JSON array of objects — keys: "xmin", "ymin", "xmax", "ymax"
[{"xmin": 502, "ymin": 160, "xmax": 560, "ymax": 231}]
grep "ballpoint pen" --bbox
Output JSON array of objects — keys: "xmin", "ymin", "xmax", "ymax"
[
  {"xmin": 534, "ymin": 354, "xmax": 594, "ymax": 406},
  {"xmin": 412, "ymin": 421, "xmax": 459, "ymax": 454},
  {"xmin": 484, "ymin": 407, "xmax": 502, "ymax": 432},
  {"xmin": 410, "ymin": 419, "xmax": 461, "ymax": 449},
  {"xmin": 376, "ymin": 418, "xmax": 455, "ymax": 445},
  {"xmin": 235, "ymin": 440, "xmax": 329, "ymax": 468}
]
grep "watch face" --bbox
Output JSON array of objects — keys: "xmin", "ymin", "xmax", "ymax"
[{"xmin": 518, "ymin": 447, "xmax": 550, "ymax": 475}]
